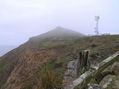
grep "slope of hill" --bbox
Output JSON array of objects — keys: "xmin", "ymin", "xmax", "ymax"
[{"xmin": 0, "ymin": 27, "xmax": 119, "ymax": 89}]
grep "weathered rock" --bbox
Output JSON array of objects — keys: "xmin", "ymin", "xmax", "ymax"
[
  {"xmin": 64, "ymin": 60, "xmax": 78, "ymax": 85},
  {"xmin": 102, "ymin": 78, "xmax": 113, "ymax": 89},
  {"xmin": 112, "ymin": 62, "xmax": 119, "ymax": 76}
]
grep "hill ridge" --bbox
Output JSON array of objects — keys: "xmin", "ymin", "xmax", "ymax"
[{"xmin": 30, "ymin": 26, "xmax": 84, "ymax": 41}]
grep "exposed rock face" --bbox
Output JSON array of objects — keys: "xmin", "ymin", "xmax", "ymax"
[
  {"xmin": 64, "ymin": 60, "xmax": 78, "ymax": 85},
  {"xmin": 112, "ymin": 62, "xmax": 119, "ymax": 76}
]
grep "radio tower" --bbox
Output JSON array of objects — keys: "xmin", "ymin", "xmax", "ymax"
[{"xmin": 95, "ymin": 16, "xmax": 100, "ymax": 35}]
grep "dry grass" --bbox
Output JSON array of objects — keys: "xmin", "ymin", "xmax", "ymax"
[{"xmin": 39, "ymin": 70, "xmax": 63, "ymax": 89}]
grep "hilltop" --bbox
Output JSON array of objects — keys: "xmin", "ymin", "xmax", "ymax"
[
  {"xmin": 0, "ymin": 27, "xmax": 119, "ymax": 89},
  {"xmin": 30, "ymin": 26, "xmax": 84, "ymax": 41}
]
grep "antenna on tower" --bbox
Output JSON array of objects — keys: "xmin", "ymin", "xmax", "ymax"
[{"xmin": 94, "ymin": 16, "xmax": 100, "ymax": 35}]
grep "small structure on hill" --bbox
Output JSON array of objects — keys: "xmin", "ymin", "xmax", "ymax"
[{"xmin": 95, "ymin": 16, "xmax": 100, "ymax": 35}]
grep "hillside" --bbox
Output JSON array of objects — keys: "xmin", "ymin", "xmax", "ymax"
[{"xmin": 0, "ymin": 27, "xmax": 119, "ymax": 89}]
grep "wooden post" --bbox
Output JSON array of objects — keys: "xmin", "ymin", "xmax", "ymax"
[{"xmin": 77, "ymin": 50, "xmax": 90, "ymax": 77}]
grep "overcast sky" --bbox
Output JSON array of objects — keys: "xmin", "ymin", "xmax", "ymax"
[{"xmin": 0, "ymin": 0, "xmax": 119, "ymax": 46}]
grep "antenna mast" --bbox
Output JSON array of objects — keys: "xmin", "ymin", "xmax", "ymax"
[{"xmin": 95, "ymin": 16, "xmax": 100, "ymax": 35}]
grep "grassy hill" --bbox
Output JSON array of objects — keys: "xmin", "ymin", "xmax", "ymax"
[{"xmin": 0, "ymin": 27, "xmax": 119, "ymax": 89}]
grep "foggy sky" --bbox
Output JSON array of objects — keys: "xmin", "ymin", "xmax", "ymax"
[{"xmin": 0, "ymin": 0, "xmax": 119, "ymax": 46}]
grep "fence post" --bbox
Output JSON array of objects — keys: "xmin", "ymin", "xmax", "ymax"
[{"xmin": 77, "ymin": 50, "xmax": 90, "ymax": 77}]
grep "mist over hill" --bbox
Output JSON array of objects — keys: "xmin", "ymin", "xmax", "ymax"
[
  {"xmin": 0, "ymin": 45, "xmax": 16, "ymax": 56},
  {"xmin": 30, "ymin": 26, "xmax": 84, "ymax": 41}
]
